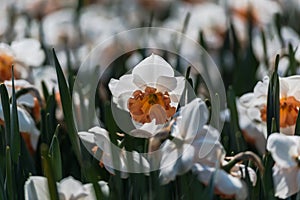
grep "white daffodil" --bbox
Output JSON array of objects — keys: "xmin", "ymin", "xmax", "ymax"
[
  {"xmin": 237, "ymin": 75, "xmax": 300, "ymax": 154},
  {"xmin": 267, "ymin": 133, "xmax": 300, "ymax": 198},
  {"xmin": 224, "ymin": 0, "xmax": 281, "ymax": 44},
  {"xmin": 79, "ymin": 126, "xmax": 150, "ymax": 178},
  {"xmin": 0, "ymin": 104, "xmax": 39, "ymax": 153},
  {"xmin": 163, "ymin": 2, "xmax": 227, "ymax": 49},
  {"xmin": 79, "ymin": 5, "xmax": 126, "ymax": 45},
  {"xmin": 192, "ymin": 163, "xmax": 248, "ymax": 200},
  {"xmin": 108, "ymin": 54, "xmax": 185, "ymax": 138},
  {"xmin": 0, "ymin": 39, "xmax": 45, "ymax": 82},
  {"xmin": 42, "ymin": 8, "xmax": 80, "ymax": 49},
  {"xmin": 0, "ymin": 80, "xmax": 41, "ymax": 153},
  {"xmin": 252, "ymin": 26, "xmax": 300, "ymax": 78},
  {"xmin": 158, "ymin": 98, "xmax": 224, "ymax": 184},
  {"xmin": 24, "ymin": 176, "xmax": 109, "ymax": 200}
]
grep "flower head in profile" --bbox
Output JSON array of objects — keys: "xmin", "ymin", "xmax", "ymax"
[
  {"xmin": 0, "ymin": 80, "xmax": 41, "ymax": 154},
  {"xmin": 79, "ymin": 126, "xmax": 150, "ymax": 178},
  {"xmin": 0, "ymin": 39, "xmax": 45, "ymax": 82},
  {"xmin": 158, "ymin": 98, "xmax": 223, "ymax": 183},
  {"xmin": 25, "ymin": 176, "xmax": 109, "ymax": 200},
  {"xmin": 267, "ymin": 133, "xmax": 300, "ymax": 199},
  {"xmin": 109, "ymin": 54, "xmax": 185, "ymax": 137},
  {"xmin": 237, "ymin": 75, "xmax": 300, "ymax": 153}
]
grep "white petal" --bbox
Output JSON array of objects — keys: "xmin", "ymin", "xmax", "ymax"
[
  {"xmin": 58, "ymin": 176, "xmax": 88, "ymax": 199},
  {"xmin": 130, "ymin": 119, "xmax": 163, "ymax": 138},
  {"xmin": 24, "ymin": 176, "xmax": 50, "ymax": 200},
  {"xmin": 192, "ymin": 164, "xmax": 247, "ymax": 200},
  {"xmin": 194, "ymin": 126, "xmax": 225, "ymax": 166},
  {"xmin": 11, "ymin": 39, "xmax": 45, "ymax": 67},
  {"xmin": 108, "ymin": 75, "xmax": 137, "ymax": 98},
  {"xmin": 267, "ymin": 133, "xmax": 300, "ymax": 168},
  {"xmin": 176, "ymin": 98, "xmax": 208, "ymax": 139},
  {"xmin": 156, "ymin": 76, "xmax": 177, "ymax": 92},
  {"xmin": 132, "ymin": 54, "xmax": 174, "ymax": 84},
  {"xmin": 273, "ymin": 165, "xmax": 300, "ymax": 199},
  {"xmin": 89, "ymin": 126, "xmax": 111, "ymax": 153},
  {"xmin": 159, "ymin": 140, "xmax": 179, "ymax": 184}
]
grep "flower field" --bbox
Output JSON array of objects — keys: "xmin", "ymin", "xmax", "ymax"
[{"xmin": 0, "ymin": 0, "xmax": 300, "ymax": 199}]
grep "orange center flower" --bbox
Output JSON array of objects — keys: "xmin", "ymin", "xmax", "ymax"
[
  {"xmin": 128, "ymin": 86, "xmax": 176, "ymax": 124},
  {"xmin": 260, "ymin": 96, "xmax": 300, "ymax": 128},
  {"xmin": 0, "ymin": 53, "xmax": 14, "ymax": 82}
]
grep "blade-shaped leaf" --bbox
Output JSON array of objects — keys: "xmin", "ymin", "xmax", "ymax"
[
  {"xmin": 49, "ymin": 125, "xmax": 62, "ymax": 181},
  {"xmin": 5, "ymin": 146, "xmax": 15, "ymax": 200},
  {"xmin": 52, "ymin": 49, "xmax": 82, "ymax": 166},
  {"xmin": 10, "ymin": 66, "xmax": 20, "ymax": 163},
  {"xmin": 41, "ymin": 143, "xmax": 59, "ymax": 200},
  {"xmin": 0, "ymin": 84, "xmax": 11, "ymax": 146}
]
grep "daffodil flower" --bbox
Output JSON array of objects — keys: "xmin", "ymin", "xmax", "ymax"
[
  {"xmin": 267, "ymin": 133, "xmax": 300, "ymax": 198},
  {"xmin": 237, "ymin": 75, "xmax": 300, "ymax": 154},
  {"xmin": 163, "ymin": 2, "xmax": 227, "ymax": 49},
  {"xmin": 24, "ymin": 176, "xmax": 109, "ymax": 200},
  {"xmin": 108, "ymin": 54, "xmax": 185, "ymax": 138},
  {"xmin": 224, "ymin": 0, "xmax": 281, "ymax": 43},
  {"xmin": 0, "ymin": 79, "xmax": 41, "ymax": 153},
  {"xmin": 0, "ymin": 105, "xmax": 39, "ymax": 154},
  {"xmin": 0, "ymin": 39, "xmax": 45, "ymax": 82},
  {"xmin": 79, "ymin": 126, "xmax": 150, "ymax": 178},
  {"xmin": 42, "ymin": 8, "xmax": 80, "ymax": 49},
  {"xmin": 158, "ymin": 98, "xmax": 224, "ymax": 184}
]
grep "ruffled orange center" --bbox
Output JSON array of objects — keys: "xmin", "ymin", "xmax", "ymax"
[
  {"xmin": 128, "ymin": 86, "xmax": 176, "ymax": 124},
  {"xmin": 0, "ymin": 54, "xmax": 14, "ymax": 82},
  {"xmin": 260, "ymin": 96, "xmax": 300, "ymax": 128}
]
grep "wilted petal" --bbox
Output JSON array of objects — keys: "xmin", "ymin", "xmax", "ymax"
[{"xmin": 267, "ymin": 133, "xmax": 299, "ymax": 168}]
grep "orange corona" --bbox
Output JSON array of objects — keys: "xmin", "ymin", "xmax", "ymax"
[
  {"xmin": 128, "ymin": 86, "xmax": 175, "ymax": 124},
  {"xmin": 260, "ymin": 96, "xmax": 300, "ymax": 128}
]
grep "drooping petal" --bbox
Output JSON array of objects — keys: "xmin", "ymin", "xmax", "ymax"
[
  {"xmin": 159, "ymin": 139, "xmax": 179, "ymax": 184},
  {"xmin": 132, "ymin": 54, "xmax": 174, "ymax": 85},
  {"xmin": 267, "ymin": 133, "xmax": 300, "ymax": 168},
  {"xmin": 192, "ymin": 164, "xmax": 248, "ymax": 200},
  {"xmin": 175, "ymin": 98, "xmax": 209, "ymax": 140},
  {"xmin": 273, "ymin": 165, "xmax": 300, "ymax": 199}
]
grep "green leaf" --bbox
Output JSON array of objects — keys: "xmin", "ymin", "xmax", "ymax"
[
  {"xmin": 52, "ymin": 48, "xmax": 82, "ymax": 166},
  {"xmin": 263, "ymin": 153, "xmax": 275, "ymax": 200},
  {"xmin": 0, "ymin": 84, "xmax": 11, "ymax": 146},
  {"xmin": 227, "ymin": 86, "xmax": 247, "ymax": 152},
  {"xmin": 5, "ymin": 146, "xmax": 15, "ymax": 200},
  {"xmin": 295, "ymin": 108, "xmax": 300, "ymax": 135},
  {"xmin": 41, "ymin": 143, "xmax": 59, "ymax": 200},
  {"xmin": 41, "ymin": 81, "xmax": 49, "ymax": 101},
  {"xmin": 266, "ymin": 55, "xmax": 280, "ymax": 136},
  {"xmin": 49, "ymin": 125, "xmax": 62, "ymax": 181},
  {"xmin": 10, "ymin": 67, "xmax": 20, "ymax": 163}
]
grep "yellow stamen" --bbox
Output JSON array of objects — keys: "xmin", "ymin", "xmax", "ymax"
[{"xmin": 128, "ymin": 86, "xmax": 175, "ymax": 124}]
